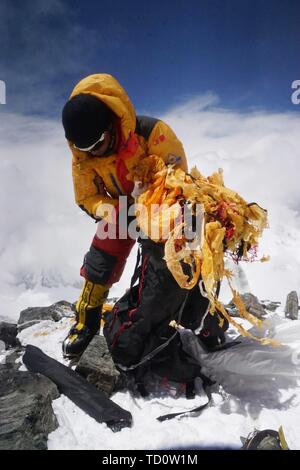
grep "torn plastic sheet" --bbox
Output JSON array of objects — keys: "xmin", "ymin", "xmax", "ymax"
[{"xmin": 179, "ymin": 315, "xmax": 300, "ymax": 400}]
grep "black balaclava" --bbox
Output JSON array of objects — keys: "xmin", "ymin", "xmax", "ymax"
[{"xmin": 62, "ymin": 94, "xmax": 113, "ymax": 149}]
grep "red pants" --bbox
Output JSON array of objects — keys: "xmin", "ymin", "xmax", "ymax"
[{"xmin": 80, "ymin": 220, "xmax": 136, "ymax": 285}]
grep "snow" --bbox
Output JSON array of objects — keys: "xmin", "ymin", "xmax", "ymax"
[{"xmin": 1, "ymin": 105, "xmax": 300, "ymax": 449}]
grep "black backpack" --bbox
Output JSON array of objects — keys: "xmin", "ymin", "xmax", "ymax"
[{"xmin": 103, "ymin": 239, "xmax": 229, "ymax": 386}]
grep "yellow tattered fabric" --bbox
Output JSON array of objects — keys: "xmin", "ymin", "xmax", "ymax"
[{"xmin": 131, "ymin": 155, "xmax": 278, "ymax": 346}]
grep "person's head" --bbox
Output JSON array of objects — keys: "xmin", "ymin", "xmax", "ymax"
[{"xmin": 62, "ymin": 94, "xmax": 116, "ymax": 156}]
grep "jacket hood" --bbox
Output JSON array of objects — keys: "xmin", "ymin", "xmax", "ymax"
[{"xmin": 70, "ymin": 74, "xmax": 136, "ymax": 140}]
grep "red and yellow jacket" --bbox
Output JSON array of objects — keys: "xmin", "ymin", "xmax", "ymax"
[{"xmin": 68, "ymin": 74, "xmax": 188, "ymax": 221}]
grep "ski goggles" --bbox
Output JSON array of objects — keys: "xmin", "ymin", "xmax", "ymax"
[{"xmin": 73, "ymin": 131, "xmax": 106, "ymax": 152}]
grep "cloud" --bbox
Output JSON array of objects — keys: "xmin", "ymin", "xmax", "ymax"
[
  {"xmin": 1, "ymin": 96, "xmax": 300, "ymax": 318},
  {"xmin": 0, "ymin": 113, "xmax": 92, "ymax": 290}
]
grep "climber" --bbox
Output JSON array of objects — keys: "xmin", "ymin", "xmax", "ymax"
[{"xmin": 61, "ymin": 73, "xmax": 188, "ymax": 357}]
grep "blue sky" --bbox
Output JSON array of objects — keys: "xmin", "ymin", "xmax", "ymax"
[{"xmin": 0, "ymin": 0, "xmax": 299, "ymax": 117}]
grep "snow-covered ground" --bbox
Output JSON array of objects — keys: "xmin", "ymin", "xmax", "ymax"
[{"xmin": 1, "ymin": 307, "xmax": 299, "ymax": 450}]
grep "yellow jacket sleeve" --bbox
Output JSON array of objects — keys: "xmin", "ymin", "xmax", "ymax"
[
  {"xmin": 72, "ymin": 160, "xmax": 119, "ymax": 221},
  {"xmin": 147, "ymin": 120, "xmax": 188, "ymax": 172}
]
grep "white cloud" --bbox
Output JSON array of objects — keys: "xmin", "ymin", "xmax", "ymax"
[
  {"xmin": 0, "ymin": 112, "xmax": 96, "ymax": 317},
  {"xmin": 1, "ymin": 98, "xmax": 300, "ymax": 319}
]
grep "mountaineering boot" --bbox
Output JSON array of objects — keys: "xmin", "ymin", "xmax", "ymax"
[
  {"xmin": 62, "ymin": 307, "xmax": 100, "ymax": 358},
  {"xmin": 62, "ymin": 280, "xmax": 110, "ymax": 358}
]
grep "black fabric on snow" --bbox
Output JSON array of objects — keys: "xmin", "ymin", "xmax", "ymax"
[{"xmin": 23, "ymin": 345, "xmax": 132, "ymax": 432}]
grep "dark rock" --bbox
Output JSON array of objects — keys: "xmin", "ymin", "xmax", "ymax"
[
  {"xmin": 107, "ymin": 297, "xmax": 119, "ymax": 304},
  {"xmin": 0, "ymin": 322, "xmax": 21, "ymax": 349},
  {"xmin": 261, "ymin": 301, "xmax": 281, "ymax": 312},
  {"xmin": 227, "ymin": 293, "xmax": 267, "ymax": 319},
  {"xmin": 18, "ymin": 300, "xmax": 75, "ymax": 332},
  {"xmin": 4, "ymin": 348, "xmax": 25, "ymax": 370},
  {"xmin": 75, "ymin": 335, "xmax": 120, "ymax": 397},
  {"xmin": 0, "ymin": 364, "xmax": 59, "ymax": 450},
  {"xmin": 285, "ymin": 291, "xmax": 299, "ymax": 320}
]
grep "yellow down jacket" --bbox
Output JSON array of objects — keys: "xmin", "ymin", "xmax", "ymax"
[{"xmin": 68, "ymin": 74, "xmax": 188, "ymax": 221}]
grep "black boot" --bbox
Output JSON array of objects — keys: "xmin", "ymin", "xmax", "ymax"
[{"xmin": 62, "ymin": 306, "xmax": 101, "ymax": 358}]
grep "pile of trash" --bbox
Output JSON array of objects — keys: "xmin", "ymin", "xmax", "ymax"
[{"xmin": 131, "ymin": 156, "xmax": 275, "ymax": 345}]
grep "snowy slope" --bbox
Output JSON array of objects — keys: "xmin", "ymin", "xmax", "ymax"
[{"xmin": 2, "ymin": 308, "xmax": 298, "ymax": 450}]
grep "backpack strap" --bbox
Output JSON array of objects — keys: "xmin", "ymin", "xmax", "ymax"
[
  {"xmin": 156, "ymin": 372, "xmax": 215, "ymax": 422},
  {"xmin": 129, "ymin": 246, "xmax": 142, "ymax": 289}
]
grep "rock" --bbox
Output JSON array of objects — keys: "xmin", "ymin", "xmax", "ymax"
[
  {"xmin": 227, "ymin": 293, "xmax": 267, "ymax": 319},
  {"xmin": 261, "ymin": 300, "xmax": 281, "ymax": 312},
  {"xmin": 0, "ymin": 364, "xmax": 59, "ymax": 450},
  {"xmin": 4, "ymin": 345, "xmax": 25, "ymax": 370},
  {"xmin": 240, "ymin": 293, "xmax": 267, "ymax": 318},
  {"xmin": 4, "ymin": 348, "xmax": 25, "ymax": 370},
  {"xmin": 0, "ymin": 322, "xmax": 21, "ymax": 349},
  {"xmin": 75, "ymin": 335, "xmax": 120, "ymax": 397},
  {"xmin": 285, "ymin": 291, "xmax": 299, "ymax": 320},
  {"xmin": 18, "ymin": 300, "xmax": 75, "ymax": 332},
  {"xmin": 107, "ymin": 297, "xmax": 119, "ymax": 304}
]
